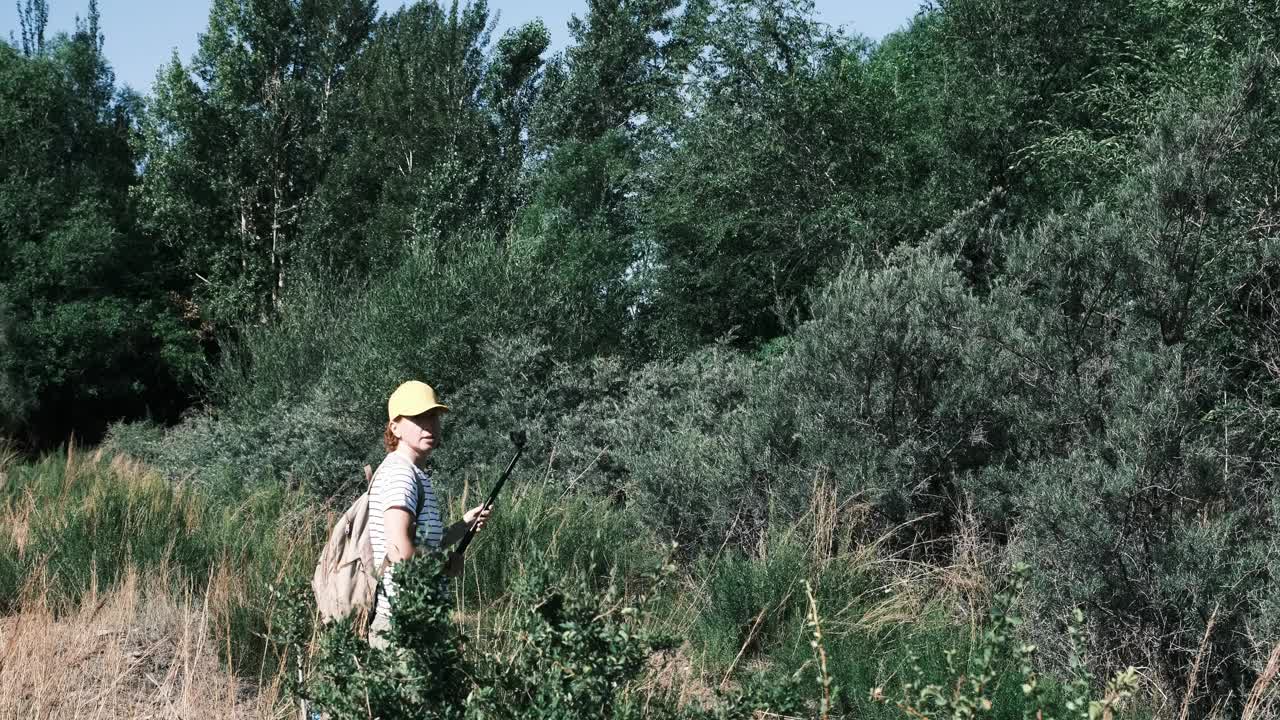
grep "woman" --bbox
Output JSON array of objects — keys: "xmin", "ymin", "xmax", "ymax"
[{"xmin": 367, "ymin": 380, "xmax": 490, "ymax": 649}]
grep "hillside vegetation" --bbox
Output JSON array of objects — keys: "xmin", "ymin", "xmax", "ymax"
[{"xmin": 3, "ymin": 0, "xmax": 1280, "ymax": 717}]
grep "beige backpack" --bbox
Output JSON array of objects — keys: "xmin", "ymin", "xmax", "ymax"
[{"xmin": 311, "ymin": 465, "xmax": 421, "ymax": 629}]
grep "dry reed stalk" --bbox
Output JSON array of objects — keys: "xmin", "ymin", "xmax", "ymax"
[
  {"xmin": 560, "ymin": 448, "xmax": 607, "ymax": 498},
  {"xmin": 944, "ymin": 496, "xmax": 991, "ymax": 632},
  {"xmin": 672, "ymin": 507, "xmax": 747, "ymax": 632},
  {"xmin": 716, "ymin": 583, "xmax": 797, "ymax": 691},
  {"xmin": 804, "ymin": 580, "xmax": 833, "ymax": 720},
  {"xmin": 718, "ymin": 607, "xmax": 770, "ymax": 690},
  {"xmin": 808, "ymin": 471, "xmax": 838, "ymax": 569},
  {"xmin": 1242, "ymin": 641, "xmax": 1280, "ymax": 720},
  {"xmin": 1178, "ymin": 605, "xmax": 1218, "ymax": 720},
  {"xmin": 0, "ymin": 441, "xmax": 17, "ymax": 497},
  {"xmin": 7, "ymin": 489, "xmax": 35, "ymax": 554},
  {"xmin": 849, "ymin": 592, "xmax": 930, "ymax": 632},
  {"xmin": 790, "ymin": 472, "xmax": 866, "ymax": 571}
]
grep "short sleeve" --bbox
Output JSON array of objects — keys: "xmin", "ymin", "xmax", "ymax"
[{"xmin": 371, "ymin": 463, "xmax": 419, "ymax": 515}]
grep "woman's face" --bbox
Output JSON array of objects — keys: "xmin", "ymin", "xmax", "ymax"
[{"xmin": 394, "ymin": 409, "xmax": 443, "ymax": 456}]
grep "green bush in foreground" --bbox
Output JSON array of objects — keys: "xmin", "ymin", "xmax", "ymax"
[
  {"xmin": 293, "ymin": 550, "xmax": 808, "ymax": 720},
  {"xmin": 879, "ymin": 567, "xmax": 1139, "ymax": 720},
  {"xmin": 289, "ymin": 553, "xmax": 1141, "ymax": 719}
]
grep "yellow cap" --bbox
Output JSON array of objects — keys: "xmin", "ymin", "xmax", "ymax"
[{"xmin": 387, "ymin": 381, "xmax": 450, "ymax": 420}]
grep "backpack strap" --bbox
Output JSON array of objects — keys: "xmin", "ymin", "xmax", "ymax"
[{"xmin": 412, "ymin": 469, "xmax": 426, "ymax": 528}]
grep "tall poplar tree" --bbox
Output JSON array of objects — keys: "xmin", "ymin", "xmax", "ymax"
[
  {"xmin": 136, "ymin": 0, "xmax": 376, "ymax": 330},
  {"xmin": 641, "ymin": 0, "xmax": 880, "ymax": 350},
  {"xmin": 302, "ymin": 1, "xmax": 549, "ymax": 277},
  {"xmin": 513, "ymin": 0, "xmax": 705, "ymax": 357}
]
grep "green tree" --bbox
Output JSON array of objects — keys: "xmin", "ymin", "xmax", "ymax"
[
  {"xmin": 642, "ymin": 0, "xmax": 883, "ymax": 350},
  {"xmin": 0, "ymin": 4, "xmax": 200, "ymax": 446},
  {"xmin": 512, "ymin": 0, "xmax": 703, "ymax": 357},
  {"xmin": 14, "ymin": 0, "xmax": 49, "ymax": 56},
  {"xmin": 302, "ymin": 1, "xmax": 548, "ymax": 278},
  {"xmin": 136, "ymin": 0, "xmax": 376, "ymax": 330}
]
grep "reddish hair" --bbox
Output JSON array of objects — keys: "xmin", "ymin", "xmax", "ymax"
[{"xmin": 383, "ymin": 420, "xmax": 398, "ymax": 452}]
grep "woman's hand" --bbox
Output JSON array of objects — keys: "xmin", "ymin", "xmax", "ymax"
[
  {"xmin": 443, "ymin": 504, "xmax": 494, "ymax": 548},
  {"xmin": 463, "ymin": 504, "xmax": 492, "ymax": 532}
]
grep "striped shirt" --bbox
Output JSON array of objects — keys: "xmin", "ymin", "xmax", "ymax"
[{"xmin": 369, "ymin": 452, "xmax": 444, "ymax": 619}]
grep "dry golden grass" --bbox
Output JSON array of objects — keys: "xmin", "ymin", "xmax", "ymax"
[
  {"xmin": 0, "ymin": 443, "xmax": 307, "ymax": 720},
  {"xmin": 798, "ymin": 475, "xmax": 984, "ymax": 638},
  {"xmin": 1242, "ymin": 641, "xmax": 1280, "ymax": 720},
  {"xmin": 0, "ymin": 567, "xmax": 290, "ymax": 720}
]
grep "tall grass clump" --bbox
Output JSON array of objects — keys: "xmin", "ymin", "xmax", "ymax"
[
  {"xmin": 684, "ymin": 485, "xmax": 1009, "ymax": 718},
  {"xmin": 450, "ymin": 485, "xmax": 660, "ymax": 610},
  {"xmin": 0, "ymin": 444, "xmax": 324, "ymax": 675}
]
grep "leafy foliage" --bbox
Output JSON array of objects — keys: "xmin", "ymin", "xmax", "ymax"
[
  {"xmin": 882, "ymin": 568, "xmax": 1140, "ymax": 720},
  {"xmin": 300, "ymin": 551, "xmax": 696, "ymax": 719},
  {"xmin": 0, "ymin": 8, "xmax": 200, "ymax": 446},
  {"xmin": 643, "ymin": 0, "xmax": 882, "ymax": 349}
]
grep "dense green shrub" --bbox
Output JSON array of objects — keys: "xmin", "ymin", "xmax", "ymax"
[
  {"xmin": 435, "ymin": 333, "xmax": 628, "ymax": 496},
  {"xmin": 108, "ymin": 388, "xmax": 375, "ymax": 496},
  {"xmin": 106, "ymin": 239, "xmax": 530, "ymax": 496},
  {"xmin": 989, "ymin": 347, "xmax": 1276, "ymax": 706},
  {"xmin": 304, "ymin": 553, "xmax": 472, "ymax": 719},
  {"xmin": 443, "ymin": 337, "xmax": 783, "ymax": 557},
  {"xmin": 961, "ymin": 59, "xmax": 1280, "ymax": 709},
  {"xmin": 468, "ymin": 553, "xmax": 678, "ymax": 719},
  {"xmin": 297, "ymin": 550, "xmax": 809, "ymax": 720},
  {"xmin": 601, "ymin": 345, "xmax": 784, "ymax": 554},
  {"xmin": 771, "ymin": 245, "xmax": 1015, "ymax": 547}
]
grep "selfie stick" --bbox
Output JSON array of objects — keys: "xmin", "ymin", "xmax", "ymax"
[{"xmin": 455, "ymin": 429, "xmax": 526, "ymax": 555}]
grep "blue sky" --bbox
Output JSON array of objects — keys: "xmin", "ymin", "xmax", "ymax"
[{"xmin": 2, "ymin": 1, "xmax": 922, "ymax": 93}]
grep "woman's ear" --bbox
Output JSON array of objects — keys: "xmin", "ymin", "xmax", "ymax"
[{"xmin": 388, "ymin": 419, "xmax": 402, "ymax": 439}]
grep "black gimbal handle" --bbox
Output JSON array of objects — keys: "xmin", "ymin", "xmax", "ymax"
[{"xmin": 456, "ymin": 430, "xmax": 526, "ymax": 555}]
